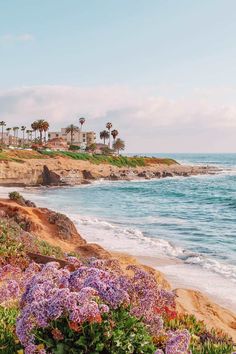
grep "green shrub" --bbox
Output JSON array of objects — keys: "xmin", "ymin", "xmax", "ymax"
[
  {"xmin": 38, "ymin": 150, "xmax": 177, "ymax": 167},
  {"xmin": 8, "ymin": 191, "xmax": 22, "ymax": 201},
  {"xmin": 0, "ymin": 306, "xmax": 21, "ymax": 354},
  {"xmin": 69, "ymin": 145, "xmax": 81, "ymax": 151},
  {"xmin": 35, "ymin": 308, "xmax": 156, "ymax": 354},
  {"xmin": 34, "ymin": 239, "xmax": 64, "ymax": 258},
  {"xmin": 0, "ymin": 220, "xmax": 64, "ymax": 268}
]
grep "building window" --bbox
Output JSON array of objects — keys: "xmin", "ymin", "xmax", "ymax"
[
  {"xmin": 56, "ymin": 134, "xmax": 59, "ymax": 137},
  {"xmin": 48, "ymin": 134, "xmax": 51, "ymax": 138}
]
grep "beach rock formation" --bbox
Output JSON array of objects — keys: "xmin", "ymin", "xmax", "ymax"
[{"xmin": 0, "ymin": 156, "xmax": 217, "ymax": 187}]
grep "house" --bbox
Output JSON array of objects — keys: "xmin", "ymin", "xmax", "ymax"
[{"xmin": 48, "ymin": 128, "xmax": 96, "ymax": 148}]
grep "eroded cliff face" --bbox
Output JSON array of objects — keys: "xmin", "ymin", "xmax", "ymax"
[
  {"xmin": 0, "ymin": 158, "xmax": 85, "ymax": 186},
  {"xmin": 0, "ymin": 157, "xmax": 214, "ymax": 186}
]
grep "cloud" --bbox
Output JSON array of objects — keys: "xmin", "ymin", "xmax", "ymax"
[
  {"xmin": 0, "ymin": 85, "xmax": 235, "ymax": 152},
  {"xmin": 0, "ymin": 33, "xmax": 34, "ymax": 43}
]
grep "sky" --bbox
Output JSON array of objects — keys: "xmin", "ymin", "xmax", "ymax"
[{"xmin": 0, "ymin": 0, "xmax": 236, "ymax": 152}]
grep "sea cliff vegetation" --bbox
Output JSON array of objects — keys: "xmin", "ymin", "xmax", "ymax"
[
  {"xmin": 0, "ymin": 149, "xmax": 177, "ymax": 167},
  {"xmin": 0, "ymin": 195, "xmax": 235, "ymax": 353}
]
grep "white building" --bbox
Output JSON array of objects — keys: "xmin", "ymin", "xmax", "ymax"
[{"xmin": 48, "ymin": 128, "xmax": 96, "ymax": 148}]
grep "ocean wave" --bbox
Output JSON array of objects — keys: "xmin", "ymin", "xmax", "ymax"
[
  {"xmin": 71, "ymin": 213, "xmax": 236, "ymax": 283},
  {"xmin": 185, "ymin": 255, "xmax": 236, "ymax": 283}
]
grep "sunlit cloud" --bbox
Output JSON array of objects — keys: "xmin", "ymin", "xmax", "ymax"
[{"xmin": 0, "ymin": 85, "xmax": 235, "ymax": 152}]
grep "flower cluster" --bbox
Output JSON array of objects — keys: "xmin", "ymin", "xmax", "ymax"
[
  {"xmin": 16, "ymin": 262, "xmax": 112, "ymax": 353},
  {"xmin": 0, "ymin": 263, "xmax": 41, "ymax": 305},
  {"xmin": 126, "ymin": 265, "xmax": 176, "ymax": 334},
  {"xmin": 15, "ymin": 259, "xmax": 191, "ymax": 354}
]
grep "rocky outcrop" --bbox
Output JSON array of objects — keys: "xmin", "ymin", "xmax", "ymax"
[
  {"xmin": 42, "ymin": 165, "xmax": 62, "ymax": 186},
  {"xmin": 82, "ymin": 170, "xmax": 95, "ymax": 180},
  {"xmin": 47, "ymin": 211, "xmax": 81, "ymax": 241},
  {"xmin": 0, "ymin": 156, "xmax": 218, "ymax": 187},
  {"xmin": 0, "ymin": 200, "xmax": 86, "ymax": 249}
]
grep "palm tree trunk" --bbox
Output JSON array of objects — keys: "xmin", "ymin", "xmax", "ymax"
[
  {"xmin": 39, "ymin": 131, "xmax": 42, "ymax": 144},
  {"xmin": 1, "ymin": 126, "xmax": 3, "ymax": 146}
]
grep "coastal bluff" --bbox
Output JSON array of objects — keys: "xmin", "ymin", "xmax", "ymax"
[
  {"xmin": 0, "ymin": 198, "xmax": 235, "ymax": 340},
  {"xmin": 0, "ymin": 154, "xmax": 215, "ymax": 186}
]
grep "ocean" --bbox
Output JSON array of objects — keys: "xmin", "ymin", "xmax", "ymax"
[{"xmin": 1, "ymin": 153, "xmax": 236, "ymax": 310}]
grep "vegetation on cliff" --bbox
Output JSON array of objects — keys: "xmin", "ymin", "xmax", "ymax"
[{"xmin": 0, "ymin": 149, "xmax": 177, "ymax": 167}]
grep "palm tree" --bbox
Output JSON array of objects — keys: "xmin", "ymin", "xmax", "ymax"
[
  {"xmin": 6, "ymin": 127, "xmax": 11, "ymax": 146},
  {"xmin": 30, "ymin": 130, "xmax": 33, "ymax": 142},
  {"xmin": 42, "ymin": 121, "xmax": 49, "ymax": 142},
  {"xmin": 21, "ymin": 126, "xmax": 26, "ymax": 146},
  {"xmin": 0, "ymin": 121, "xmax": 6, "ymax": 146},
  {"xmin": 113, "ymin": 138, "xmax": 125, "ymax": 155},
  {"xmin": 111, "ymin": 129, "xmax": 118, "ymax": 143},
  {"xmin": 26, "ymin": 129, "xmax": 31, "ymax": 143},
  {"xmin": 66, "ymin": 124, "xmax": 80, "ymax": 145},
  {"xmin": 31, "ymin": 121, "xmax": 38, "ymax": 142},
  {"xmin": 106, "ymin": 122, "xmax": 112, "ymax": 148},
  {"xmin": 100, "ymin": 130, "xmax": 109, "ymax": 145},
  {"xmin": 13, "ymin": 126, "xmax": 19, "ymax": 146},
  {"xmin": 79, "ymin": 117, "xmax": 86, "ymax": 131},
  {"xmin": 36, "ymin": 119, "xmax": 46, "ymax": 144}
]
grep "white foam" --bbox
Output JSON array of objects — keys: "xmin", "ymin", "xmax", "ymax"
[
  {"xmin": 185, "ymin": 255, "xmax": 236, "ymax": 282},
  {"xmin": 158, "ymin": 263, "xmax": 236, "ymax": 312}
]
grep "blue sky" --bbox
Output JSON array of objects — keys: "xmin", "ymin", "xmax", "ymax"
[{"xmin": 0, "ymin": 0, "xmax": 236, "ymax": 152}]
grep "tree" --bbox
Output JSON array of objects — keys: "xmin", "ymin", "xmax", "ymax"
[
  {"xmin": 111, "ymin": 129, "xmax": 118, "ymax": 142},
  {"xmin": 66, "ymin": 124, "xmax": 79, "ymax": 145},
  {"xmin": 86, "ymin": 143, "xmax": 97, "ymax": 152},
  {"xmin": 0, "ymin": 121, "xmax": 6, "ymax": 146},
  {"xmin": 79, "ymin": 117, "xmax": 86, "ymax": 131},
  {"xmin": 36, "ymin": 120, "xmax": 46, "ymax": 144},
  {"xmin": 113, "ymin": 138, "xmax": 125, "ymax": 155},
  {"xmin": 21, "ymin": 126, "xmax": 26, "ymax": 146},
  {"xmin": 43, "ymin": 121, "xmax": 49, "ymax": 142},
  {"xmin": 100, "ymin": 130, "xmax": 109, "ymax": 145},
  {"xmin": 13, "ymin": 126, "xmax": 19, "ymax": 146},
  {"xmin": 106, "ymin": 122, "xmax": 112, "ymax": 148},
  {"xmin": 26, "ymin": 130, "xmax": 31, "ymax": 143},
  {"xmin": 31, "ymin": 121, "xmax": 38, "ymax": 141},
  {"xmin": 101, "ymin": 146, "xmax": 113, "ymax": 155}
]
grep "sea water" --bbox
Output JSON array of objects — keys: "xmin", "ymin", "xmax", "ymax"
[{"xmin": 1, "ymin": 153, "xmax": 236, "ymax": 310}]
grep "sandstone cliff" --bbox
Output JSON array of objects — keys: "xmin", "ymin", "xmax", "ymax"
[{"xmin": 0, "ymin": 156, "xmax": 213, "ymax": 186}]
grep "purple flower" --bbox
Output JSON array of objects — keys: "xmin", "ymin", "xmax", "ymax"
[{"xmin": 166, "ymin": 329, "xmax": 191, "ymax": 354}]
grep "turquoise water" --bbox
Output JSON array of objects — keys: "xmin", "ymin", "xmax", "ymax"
[{"xmin": 1, "ymin": 153, "xmax": 236, "ymax": 309}]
